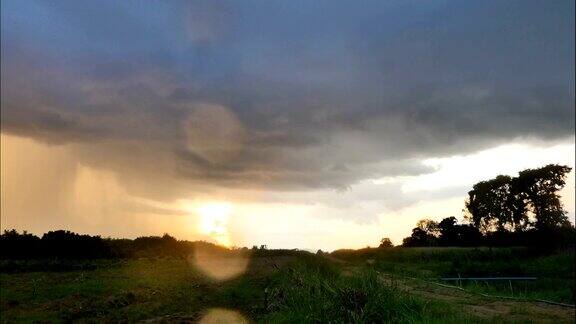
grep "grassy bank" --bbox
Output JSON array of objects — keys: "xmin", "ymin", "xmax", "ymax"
[{"xmin": 331, "ymin": 247, "xmax": 575, "ymax": 304}]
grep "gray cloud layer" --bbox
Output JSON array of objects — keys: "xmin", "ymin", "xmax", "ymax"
[{"xmin": 1, "ymin": 0, "xmax": 574, "ymax": 199}]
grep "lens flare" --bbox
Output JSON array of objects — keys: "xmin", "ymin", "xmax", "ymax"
[
  {"xmin": 198, "ymin": 308, "xmax": 248, "ymax": 324},
  {"xmin": 190, "ymin": 245, "xmax": 250, "ymax": 281},
  {"xmin": 184, "ymin": 104, "xmax": 245, "ymax": 164}
]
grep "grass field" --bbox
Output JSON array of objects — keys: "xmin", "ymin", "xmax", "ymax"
[
  {"xmin": 332, "ymin": 247, "xmax": 575, "ymax": 304},
  {"xmin": 1, "ymin": 248, "xmax": 574, "ymax": 323}
]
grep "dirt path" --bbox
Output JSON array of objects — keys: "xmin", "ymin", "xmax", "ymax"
[
  {"xmin": 379, "ymin": 271, "xmax": 575, "ymax": 323},
  {"xmin": 333, "ymin": 258, "xmax": 575, "ymax": 323}
]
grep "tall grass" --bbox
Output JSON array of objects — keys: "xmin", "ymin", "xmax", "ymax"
[{"xmin": 259, "ymin": 256, "xmax": 476, "ymax": 323}]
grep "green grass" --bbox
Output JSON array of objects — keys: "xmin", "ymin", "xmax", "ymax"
[
  {"xmin": 332, "ymin": 247, "xmax": 575, "ymax": 304},
  {"xmin": 0, "ymin": 258, "xmax": 208, "ymax": 322},
  {"xmin": 0, "ymin": 255, "xmax": 483, "ymax": 323},
  {"xmin": 1, "ymin": 249, "xmax": 574, "ymax": 322},
  {"xmin": 256, "ymin": 256, "xmax": 478, "ymax": 323}
]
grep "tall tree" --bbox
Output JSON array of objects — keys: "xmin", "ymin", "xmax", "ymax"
[
  {"xmin": 438, "ymin": 216, "xmax": 458, "ymax": 245},
  {"xmin": 515, "ymin": 164, "xmax": 572, "ymax": 230},
  {"xmin": 379, "ymin": 238, "xmax": 394, "ymax": 248},
  {"xmin": 416, "ymin": 219, "xmax": 440, "ymax": 237},
  {"xmin": 465, "ymin": 164, "xmax": 572, "ymax": 233},
  {"xmin": 437, "ymin": 217, "xmax": 483, "ymax": 246},
  {"xmin": 465, "ymin": 175, "xmax": 522, "ymax": 232},
  {"xmin": 402, "ymin": 219, "xmax": 440, "ymax": 247}
]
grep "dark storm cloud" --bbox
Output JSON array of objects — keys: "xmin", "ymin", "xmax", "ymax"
[{"xmin": 1, "ymin": 0, "xmax": 574, "ymax": 195}]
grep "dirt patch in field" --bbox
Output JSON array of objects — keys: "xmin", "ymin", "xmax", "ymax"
[{"xmin": 377, "ymin": 272, "xmax": 575, "ymax": 323}]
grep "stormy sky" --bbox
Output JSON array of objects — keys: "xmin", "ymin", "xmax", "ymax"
[{"xmin": 1, "ymin": 0, "xmax": 574, "ymax": 249}]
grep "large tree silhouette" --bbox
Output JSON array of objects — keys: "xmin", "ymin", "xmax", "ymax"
[
  {"xmin": 466, "ymin": 164, "xmax": 571, "ymax": 232},
  {"xmin": 465, "ymin": 175, "xmax": 523, "ymax": 232},
  {"xmin": 403, "ymin": 164, "xmax": 573, "ymax": 247},
  {"xmin": 515, "ymin": 164, "xmax": 572, "ymax": 230}
]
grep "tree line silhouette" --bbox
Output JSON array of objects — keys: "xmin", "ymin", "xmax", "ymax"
[
  {"xmin": 0, "ymin": 230, "xmax": 227, "ymax": 260},
  {"xmin": 0, "ymin": 230, "xmax": 298, "ymax": 263},
  {"xmin": 400, "ymin": 164, "xmax": 575, "ymax": 248},
  {"xmin": 1, "ymin": 164, "xmax": 574, "ymax": 260}
]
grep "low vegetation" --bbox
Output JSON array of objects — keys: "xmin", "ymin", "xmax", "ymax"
[
  {"xmin": 331, "ymin": 247, "xmax": 575, "ymax": 304},
  {"xmin": 2, "ymin": 250, "xmax": 574, "ymax": 323}
]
